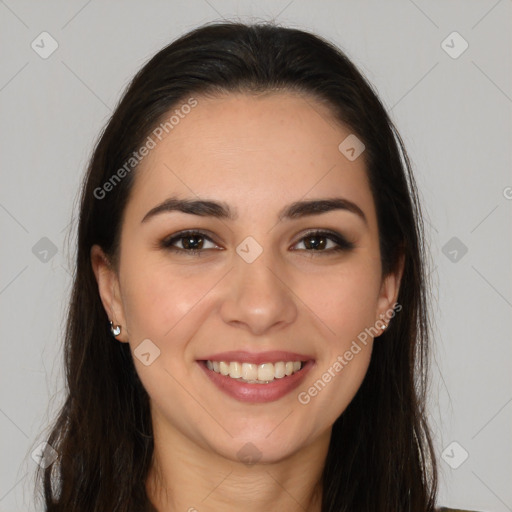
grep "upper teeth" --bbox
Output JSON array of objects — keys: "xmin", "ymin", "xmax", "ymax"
[{"xmin": 206, "ymin": 360, "xmax": 302, "ymax": 383}]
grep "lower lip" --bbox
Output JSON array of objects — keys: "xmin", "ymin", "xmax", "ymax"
[{"xmin": 198, "ymin": 360, "xmax": 315, "ymax": 403}]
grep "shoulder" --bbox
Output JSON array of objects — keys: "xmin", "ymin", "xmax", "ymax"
[{"xmin": 438, "ymin": 508, "xmax": 485, "ymax": 512}]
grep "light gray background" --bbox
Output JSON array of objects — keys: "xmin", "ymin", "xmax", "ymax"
[{"xmin": 1, "ymin": 1, "xmax": 511, "ymax": 511}]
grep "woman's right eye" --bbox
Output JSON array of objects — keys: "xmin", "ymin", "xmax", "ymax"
[{"xmin": 161, "ymin": 230, "xmax": 221, "ymax": 255}]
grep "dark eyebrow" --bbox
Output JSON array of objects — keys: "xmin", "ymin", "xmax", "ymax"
[
  {"xmin": 141, "ymin": 197, "xmax": 236, "ymax": 223},
  {"xmin": 141, "ymin": 196, "xmax": 367, "ymax": 225},
  {"xmin": 279, "ymin": 198, "xmax": 367, "ymax": 225}
]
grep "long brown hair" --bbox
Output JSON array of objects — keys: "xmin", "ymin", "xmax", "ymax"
[{"xmin": 35, "ymin": 21, "xmax": 438, "ymax": 511}]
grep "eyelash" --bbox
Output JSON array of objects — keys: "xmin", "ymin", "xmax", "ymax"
[{"xmin": 160, "ymin": 229, "xmax": 355, "ymax": 257}]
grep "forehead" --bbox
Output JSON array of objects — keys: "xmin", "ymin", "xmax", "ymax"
[{"xmin": 126, "ymin": 91, "xmax": 375, "ymax": 224}]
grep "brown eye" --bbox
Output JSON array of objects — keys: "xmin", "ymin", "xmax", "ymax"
[
  {"xmin": 302, "ymin": 234, "xmax": 329, "ymax": 250},
  {"xmin": 180, "ymin": 234, "xmax": 205, "ymax": 250},
  {"xmin": 161, "ymin": 230, "xmax": 220, "ymax": 255},
  {"xmin": 292, "ymin": 230, "xmax": 355, "ymax": 253}
]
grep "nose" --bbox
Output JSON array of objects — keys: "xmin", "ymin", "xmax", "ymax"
[{"xmin": 219, "ymin": 249, "xmax": 298, "ymax": 336}]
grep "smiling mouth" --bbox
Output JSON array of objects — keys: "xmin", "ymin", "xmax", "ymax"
[{"xmin": 203, "ymin": 360, "xmax": 305, "ymax": 384}]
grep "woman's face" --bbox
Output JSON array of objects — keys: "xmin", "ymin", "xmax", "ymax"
[{"xmin": 92, "ymin": 91, "xmax": 401, "ymax": 464}]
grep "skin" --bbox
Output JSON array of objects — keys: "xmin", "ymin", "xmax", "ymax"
[{"xmin": 91, "ymin": 91, "xmax": 403, "ymax": 511}]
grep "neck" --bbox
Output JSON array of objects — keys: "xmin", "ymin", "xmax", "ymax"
[{"xmin": 145, "ymin": 419, "xmax": 329, "ymax": 512}]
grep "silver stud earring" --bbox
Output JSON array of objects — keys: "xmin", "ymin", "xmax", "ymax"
[
  {"xmin": 379, "ymin": 314, "xmax": 388, "ymax": 331},
  {"xmin": 110, "ymin": 321, "xmax": 121, "ymax": 337}
]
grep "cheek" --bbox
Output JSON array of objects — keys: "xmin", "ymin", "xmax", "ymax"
[
  {"xmin": 119, "ymin": 261, "xmax": 210, "ymax": 396},
  {"xmin": 120, "ymin": 255, "xmax": 217, "ymax": 341},
  {"xmin": 293, "ymin": 259, "xmax": 380, "ymax": 412},
  {"xmin": 299, "ymin": 260, "xmax": 382, "ymax": 340}
]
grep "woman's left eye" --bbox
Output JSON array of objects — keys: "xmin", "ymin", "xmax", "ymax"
[{"xmin": 291, "ymin": 230, "xmax": 355, "ymax": 254}]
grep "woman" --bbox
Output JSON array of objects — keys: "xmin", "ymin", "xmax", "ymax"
[{"xmin": 35, "ymin": 21, "xmax": 471, "ymax": 511}]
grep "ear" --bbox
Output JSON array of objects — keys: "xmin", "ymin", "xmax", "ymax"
[
  {"xmin": 375, "ymin": 254, "xmax": 405, "ymax": 336},
  {"xmin": 90, "ymin": 245, "xmax": 129, "ymax": 343}
]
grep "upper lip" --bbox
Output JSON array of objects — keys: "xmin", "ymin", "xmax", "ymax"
[{"xmin": 199, "ymin": 350, "xmax": 314, "ymax": 365}]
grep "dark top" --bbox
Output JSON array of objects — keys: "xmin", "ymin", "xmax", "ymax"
[{"xmin": 439, "ymin": 508, "xmax": 483, "ymax": 512}]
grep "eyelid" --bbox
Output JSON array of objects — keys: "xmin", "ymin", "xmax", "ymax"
[
  {"xmin": 160, "ymin": 228, "xmax": 355, "ymax": 255},
  {"xmin": 290, "ymin": 229, "xmax": 355, "ymax": 251},
  {"xmin": 160, "ymin": 229, "xmax": 222, "ymax": 250}
]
